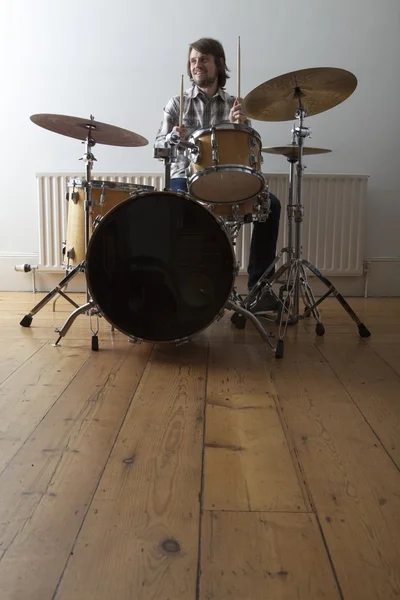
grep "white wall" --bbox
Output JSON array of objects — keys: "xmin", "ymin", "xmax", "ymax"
[{"xmin": 0, "ymin": 0, "xmax": 399, "ymax": 292}]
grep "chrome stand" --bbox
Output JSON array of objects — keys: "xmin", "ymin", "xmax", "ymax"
[
  {"xmin": 237, "ymin": 101, "xmax": 371, "ymax": 358},
  {"xmin": 20, "ymin": 116, "xmax": 102, "ymax": 350}
]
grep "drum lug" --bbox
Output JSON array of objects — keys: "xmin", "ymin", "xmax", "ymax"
[
  {"xmin": 176, "ymin": 337, "xmax": 190, "ymax": 346},
  {"xmin": 249, "ymin": 135, "xmax": 257, "ymax": 150},
  {"xmin": 129, "ymin": 336, "xmax": 141, "ymax": 344},
  {"xmin": 211, "ymin": 149, "xmax": 219, "ymax": 166},
  {"xmin": 249, "ymin": 153, "xmax": 258, "ymax": 168},
  {"xmin": 92, "ymin": 215, "xmax": 103, "ymax": 229},
  {"xmin": 100, "ymin": 183, "xmax": 106, "ymax": 206},
  {"xmin": 249, "ymin": 135, "xmax": 259, "ymax": 168},
  {"xmin": 232, "ymin": 204, "xmax": 240, "ymax": 221},
  {"xmin": 211, "ymin": 127, "xmax": 219, "ymax": 166}
]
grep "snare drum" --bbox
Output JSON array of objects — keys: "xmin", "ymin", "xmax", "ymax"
[
  {"xmin": 64, "ymin": 178, "xmax": 154, "ymax": 266},
  {"xmin": 85, "ymin": 191, "xmax": 236, "ymax": 343},
  {"xmin": 187, "ymin": 124, "xmax": 265, "ymax": 204}
]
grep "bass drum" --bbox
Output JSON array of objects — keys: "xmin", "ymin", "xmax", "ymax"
[{"xmin": 85, "ymin": 191, "xmax": 236, "ymax": 343}]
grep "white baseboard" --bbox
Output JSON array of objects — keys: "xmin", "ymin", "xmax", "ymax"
[{"xmin": 1, "ymin": 254, "xmax": 399, "ymax": 297}]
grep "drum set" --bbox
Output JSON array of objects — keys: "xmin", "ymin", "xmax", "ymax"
[{"xmin": 20, "ymin": 66, "xmax": 370, "ymax": 358}]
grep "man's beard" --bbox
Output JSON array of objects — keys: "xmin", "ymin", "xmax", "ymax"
[{"xmin": 194, "ymin": 73, "xmax": 218, "ymax": 88}]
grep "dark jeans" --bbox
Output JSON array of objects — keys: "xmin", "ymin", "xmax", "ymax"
[{"xmin": 169, "ymin": 178, "xmax": 281, "ymax": 290}]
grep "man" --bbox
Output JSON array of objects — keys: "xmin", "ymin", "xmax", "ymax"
[{"xmin": 155, "ymin": 37, "xmax": 281, "ymax": 313}]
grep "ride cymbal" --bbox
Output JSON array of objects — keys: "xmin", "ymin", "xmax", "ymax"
[
  {"xmin": 262, "ymin": 144, "xmax": 332, "ymax": 159},
  {"xmin": 243, "ymin": 67, "xmax": 357, "ymax": 121},
  {"xmin": 30, "ymin": 113, "xmax": 148, "ymax": 147}
]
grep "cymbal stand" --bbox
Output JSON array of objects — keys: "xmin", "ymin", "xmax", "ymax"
[
  {"xmin": 242, "ymin": 99, "xmax": 371, "ymax": 357},
  {"xmin": 21, "ymin": 116, "xmax": 101, "ymax": 349},
  {"xmin": 53, "ymin": 117, "xmax": 102, "ymax": 348}
]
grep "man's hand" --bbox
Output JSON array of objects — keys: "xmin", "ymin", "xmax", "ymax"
[
  {"xmin": 173, "ymin": 125, "xmax": 187, "ymax": 138},
  {"xmin": 229, "ymin": 98, "xmax": 246, "ymax": 124}
]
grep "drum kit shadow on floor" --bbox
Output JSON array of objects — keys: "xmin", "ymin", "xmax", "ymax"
[{"xmin": 20, "ymin": 66, "xmax": 370, "ymax": 358}]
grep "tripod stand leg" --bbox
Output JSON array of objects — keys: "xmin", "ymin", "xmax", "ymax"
[
  {"xmin": 226, "ymin": 301, "xmax": 279, "ymax": 355},
  {"xmin": 20, "ymin": 264, "xmax": 83, "ymax": 327},
  {"xmin": 301, "ymin": 259, "xmax": 371, "ymax": 338},
  {"xmin": 53, "ymin": 301, "xmax": 94, "ymax": 346},
  {"xmin": 298, "ymin": 262, "xmax": 325, "ymax": 335}
]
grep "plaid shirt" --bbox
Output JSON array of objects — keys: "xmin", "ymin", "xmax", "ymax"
[{"xmin": 155, "ymin": 85, "xmax": 251, "ymax": 178}]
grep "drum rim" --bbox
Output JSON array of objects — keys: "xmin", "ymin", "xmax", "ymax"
[
  {"xmin": 66, "ymin": 177, "xmax": 154, "ymax": 192},
  {"xmin": 85, "ymin": 189, "xmax": 237, "ymax": 343},
  {"xmin": 189, "ymin": 123, "xmax": 262, "ymax": 142},
  {"xmin": 188, "ymin": 166, "xmax": 266, "ymax": 204}
]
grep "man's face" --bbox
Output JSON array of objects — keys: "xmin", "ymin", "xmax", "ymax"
[{"xmin": 189, "ymin": 49, "xmax": 218, "ymax": 88}]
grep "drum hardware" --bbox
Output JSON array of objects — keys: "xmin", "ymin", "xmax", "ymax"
[
  {"xmin": 53, "ymin": 298, "xmax": 97, "ymax": 348},
  {"xmin": 20, "ymin": 113, "xmax": 149, "ymax": 344},
  {"xmin": 232, "ymin": 204, "xmax": 240, "ymax": 221},
  {"xmin": 92, "ymin": 215, "xmax": 103, "ymax": 229},
  {"xmin": 238, "ymin": 67, "xmax": 370, "ymax": 357},
  {"xmin": 176, "ymin": 337, "xmax": 190, "ymax": 347},
  {"xmin": 211, "ymin": 127, "xmax": 219, "ymax": 166},
  {"xmin": 153, "ymin": 145, "xmax": 178, "ymax": 191}
]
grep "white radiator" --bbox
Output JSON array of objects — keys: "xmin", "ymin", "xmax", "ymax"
[{"xmin": 37, "ymin": 172, "xmax": 368, "ymax": 276}]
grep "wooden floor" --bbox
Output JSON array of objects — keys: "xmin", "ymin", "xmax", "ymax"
[{"xmin": 0, "ymin": 292, "xmax": 400, "ymax": 599}]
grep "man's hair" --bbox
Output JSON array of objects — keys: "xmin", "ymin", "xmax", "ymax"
[{"xmin": 187, "ymin": 37, "xmax": 230, "ymax": 88}]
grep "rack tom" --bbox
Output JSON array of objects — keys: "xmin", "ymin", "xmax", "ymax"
[{"xmin": 187, "ymin": 124, "xmax": 265, "ymax": 204}]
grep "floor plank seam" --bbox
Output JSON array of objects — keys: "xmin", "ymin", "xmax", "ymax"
[
  {"xmin": 270, "ymin": 373, "xmax": 316, "ymax": 512},
  {"xmin": 0, "ymin": 339, "xmax": 49, "ymax": 386},
  {"xmin": 202, "ymin": 509, "xmax": 314, "ymax": 514},
  {"xmin": 196, "ymin": 341, "xmax": 210, "ymax": 600},
  {"xmin": 314, "ymin": 343, "xmax": 400, "ymax": 474},
  {"xmin": 314, "ymin": 509, "xmax": 345, "ymax": 600},
  {"xmin": 50, "ymin": 344, "xmax": 154, "ymax": 600},
  {"xmin": 0, "ymin": 348, "xmax": 94, "ymax": 481},
  {"xmin": 368, "ymin": 340, "xmax": 400, "ymax": 379}
]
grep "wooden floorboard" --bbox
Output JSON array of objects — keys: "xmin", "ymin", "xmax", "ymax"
[
  {"xmin": 315, "ymin": 335, "xmax": 400, "ymax": 468},
  {"xmin": 201, "ymin": 511, "xmax": 341, "ymax": 599},
  {"xmin": 204, "ymin": 341, "xmax": 308, "ymax": 512},
  {"xmin": 0, "ymin": 341, "xmax": 91, "ymax": 474},
  {"xmin": 0, "ymin": 342, "xmax": 151, "ymax": 600},
  {"xmin": 54, "ymin": 343, "xmax": 207, "ymax": 600},
  {"xmin": 271, "ymin": 339, "xmax": 400, "ymax": 600},
  {"xmin": 0, "ymin": 294, "xmax": 399, "ymax": 599}
]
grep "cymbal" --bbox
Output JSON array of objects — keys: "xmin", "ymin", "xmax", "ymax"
[
  {"xmin": 262, "ymin": 144, "xmax": 332, "ymax": 159},
  {"xmin": 243, "ymin": 67, "xmax": 357, "ymax": 121},
  {"xmin": 30, "ymin": 113, "xmax": 148, "ymax": 147}
]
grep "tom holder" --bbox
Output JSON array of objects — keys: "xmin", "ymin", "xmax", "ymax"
[{"xmin": 154, "ymin": 132, "xmax": 199, "ymax": 191}]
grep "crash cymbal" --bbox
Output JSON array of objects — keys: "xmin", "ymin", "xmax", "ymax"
[
  {"xmin": 243, "ymin": 67, "xmax": 357, "ymax": 121},
  {"xmin": 30, "ymin": 113, "xmax": 148, "ymax": 147},
  {"xmin": 262, "ymin": 144, "xmax": 332, "ymax": 159}
]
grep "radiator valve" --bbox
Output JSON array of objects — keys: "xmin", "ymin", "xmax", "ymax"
[{"xmin": 14, "ymin": 264, "xmax": 39, "ymax": 293}]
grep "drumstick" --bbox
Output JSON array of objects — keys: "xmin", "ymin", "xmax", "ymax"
[
  {"xmin": 237, "ymin": 36, "xmax": 241, "ymax": 99},
  {"xmin": 179, "ymin": 74, "xmax": 184, "ymax": 126}
]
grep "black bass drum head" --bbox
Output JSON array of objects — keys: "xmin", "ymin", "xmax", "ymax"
[{"xmin": 85, "ymin": 191, "xmax": 235, "ymax": 342}]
